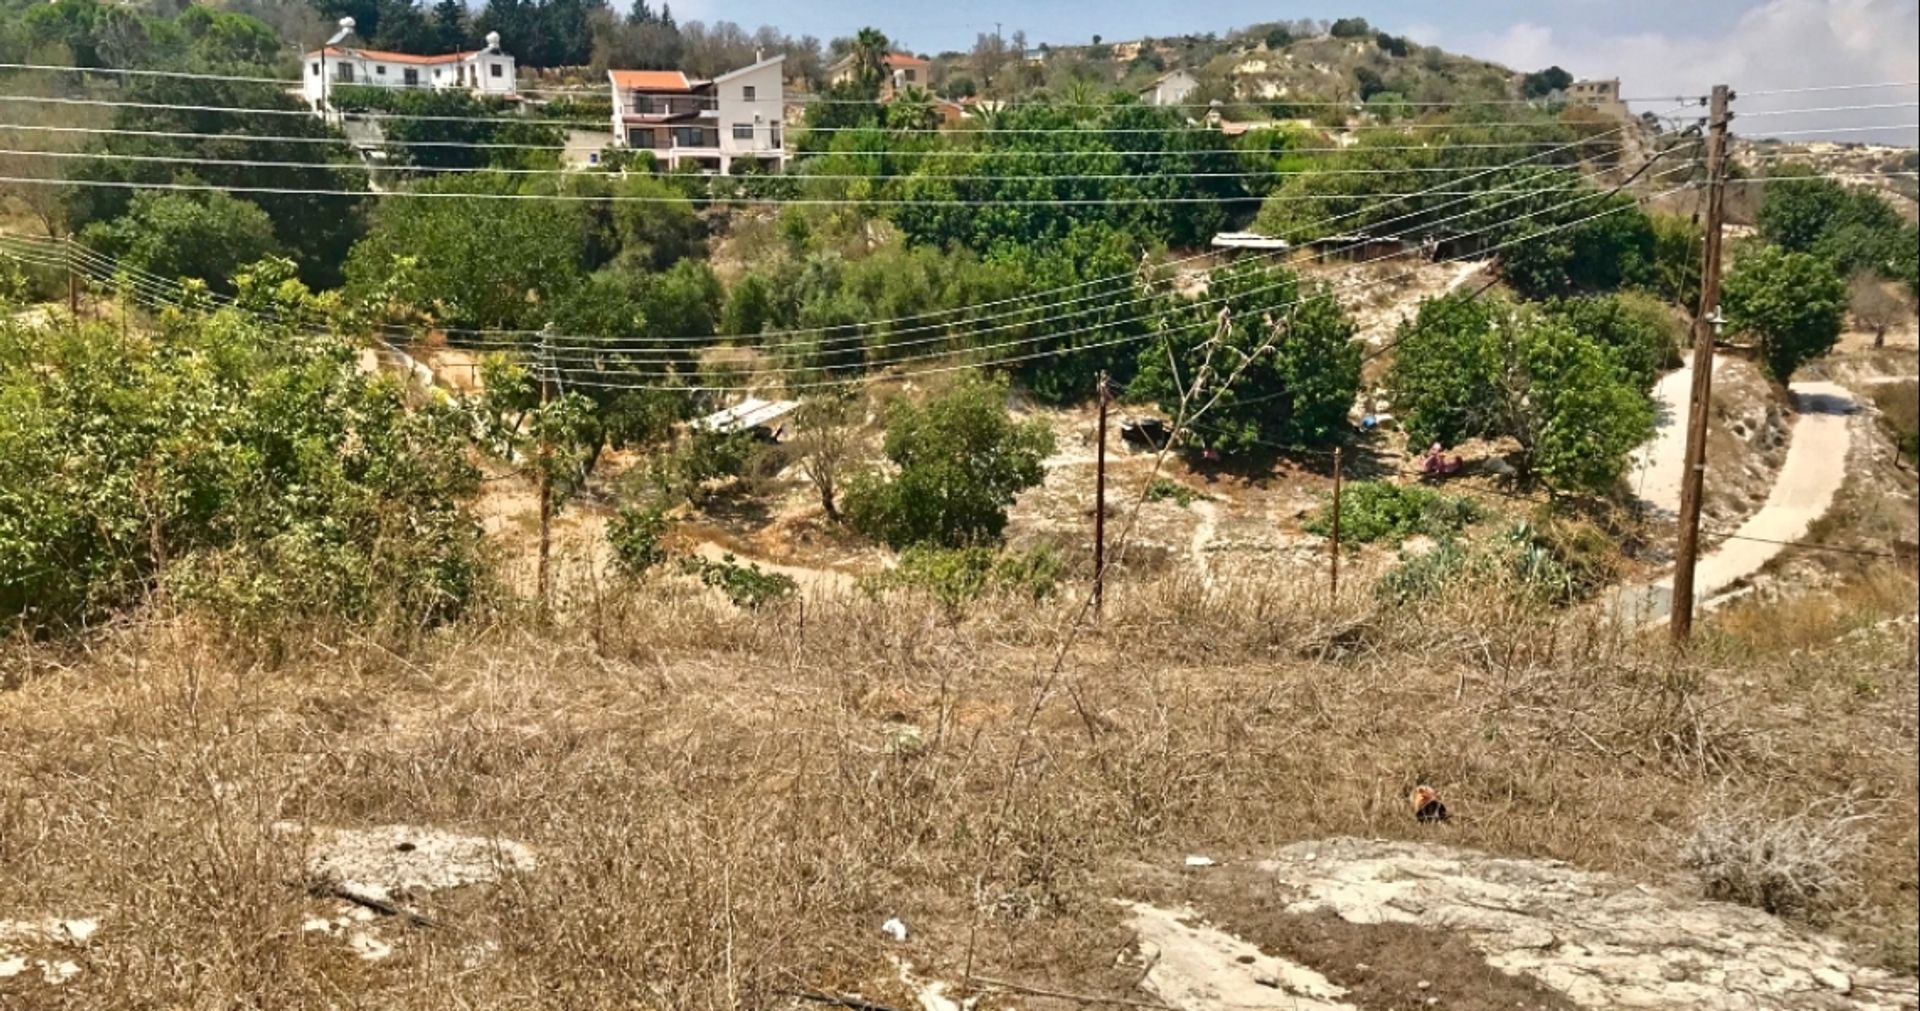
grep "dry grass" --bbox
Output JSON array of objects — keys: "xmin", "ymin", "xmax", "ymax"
[
  {"xmin": 1681, "ymin": 791, "xmax": 1867, "ymax": 919},
  {"xmin": 1, "ymin": 567, "xmax": 1915, "ymax": 1008}
]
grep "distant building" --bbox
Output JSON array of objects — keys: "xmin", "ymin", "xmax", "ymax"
[
  {"xmin": 1140, "ymin": 69, "xmax": 1199, "ymax": 107},
  {"xmin": 827, "ymin": 51, "xmax": 930, "ymax": 101},
  {"xmin": 607, "ymin": 54, "xmax": 787, "ymax": 174},
  {"xmin": 1566, "ymin": 78, "xmax": 1630, "ymax": 120},
  {"xmin": 303, "ymin": 32, "xmax": 515, "ymax": 112}
]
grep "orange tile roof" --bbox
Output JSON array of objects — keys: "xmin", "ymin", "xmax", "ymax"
[
  {"xmin": 887, "ymin": 52, "xmax": 930, "ymax": 68},
  {"xmin": 608, "ymin": 70, "xmax": 693, "ymax": 92},
  {"xmin": 315, "ymin": 46, "xmax": 477, "ymax": 65}
]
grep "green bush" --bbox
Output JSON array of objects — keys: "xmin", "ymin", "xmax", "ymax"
[
  {"xmin": 1304, "ymin": 481, "xmax": 1483, "ymax": 546},
  {"xmin": 0, "ymin": 262, "xmax": 484, "ymax": 636},
  {"xmin": 607, "ymin": 506, "xmax": 671, "ymax": 580},
  {"xmin": 1145, "ymin": 478, "xmax": 1203, "ymax": 507},
  {"xmin": 681, "ymin": 554, "xmax": 797, "ymax": 609},
  {"xmin": 862, "ymin": 545, "xmax": 1065, "ymax": 615},
  {"xmin": 1375, "ymin": 538, "xmax": 1483, "ymax": 604},
  {"xmin": 844, "ymin": 376, "xmax": 1054, "ymax": 549}
]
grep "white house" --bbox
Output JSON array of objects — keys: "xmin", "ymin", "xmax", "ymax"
[
  {"xmin": 303, "ymin": 32, "xmax": 517, "ymax": 113},
  {"xmin": 608, "ymin": 54, "xmax": 787, "ymax": 173},
  {"xmin": 1140, "ymin": 69, "xmax": 1199, "ymax": 107}
]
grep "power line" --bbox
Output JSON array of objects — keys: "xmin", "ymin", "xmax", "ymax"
[
  {"xmin": 1739, "ymin": 81, "xmax": 1919, "ymax": 97},
  {"xmin": 0, "ymin": 60, "xmax": 1707, "ymax": 108},
  {"xmin": 10, "ymin": 180, "xmax": 1701, "ymax": 392},
  {"xmin": 0, "ymin": 143, "xmax": 1643, "ymax": 184},
  {"xmin": 529, "ymin": 183, "xmax": 1701, "ymax": 389},
  {"xmin": 0, "ymin": 92, "xmax": 1648, "ymax": 135},
  {"xmin": 0, "ymin": 117, "xmax": 1656, "ymax": 158},
  {"xmin": 0, "ymin": 142, "xmax": 1611, "ymax": 351},
  {"xmin": 3, "ymin": 139, "xmax": 1697, "ymax": 358},
  {"xmin": 1738, "ymin": 101, "xmax": 1920, "ymax": 118}
]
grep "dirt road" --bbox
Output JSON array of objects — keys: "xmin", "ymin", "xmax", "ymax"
[{"xmin": 1609, "ymin": 381, "xmax": 1856, "ymax": 625}]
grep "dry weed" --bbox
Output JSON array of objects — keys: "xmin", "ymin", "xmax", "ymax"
[{"xmin": 0, "ymin": 564, "xmax": 1914, "ymax": 1007}]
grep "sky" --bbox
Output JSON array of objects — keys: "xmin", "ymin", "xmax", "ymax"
[{"xmin": 660, "ymin": 0, "xmax": 1920, "ymax": 143}]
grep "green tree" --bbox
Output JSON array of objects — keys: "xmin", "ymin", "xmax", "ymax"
[
  {"xmin": 1499, "ymin": 191, "xmax": 1655, "ymax": 299},
  {"xmin": 78, "ymin": 190, "xmax": 281, "ymax": 293},
  {"xmin": 345, "ymin": 173, "xmax": 587, "ymax": 329},
  {"xmin": 843, "ymin": 376, "xmax": 1054, "ymax": 548},
  {"xmin": 848, "ymin": 26, "xmax": 892, "ymax": 91},
  {"xmin": 1501, "ymin": 315, "xmax": 1656, "ymax": 492},
  {"xmin": 1388, "ymin": 296, "xmax": 1654, "ymax": 493},
  {"xmin": 1132, "ymin": 260, "xmax": 1361, "ymax": 455},
  {"xmin": 1648, "ymin": 211, "xmax": 1704, "ymax": 310},
  {"xmin": 1383, "ymin": 293, "xmax": 1504, "ymax": 448},
  {"xmin": 1721, "ymin": 246, "xmax": 1847, "ymax": 383},
  {"xmin": 1522, "ymin": 66, "xmax": 1573, "ymax": 99},
  {"xmin": 1541, "ymin": 291, "xmax": 1682, "ymax": 392},
  {"xmin": 0, "ymin": 259, "xmax": 483, "ymax": 634}
]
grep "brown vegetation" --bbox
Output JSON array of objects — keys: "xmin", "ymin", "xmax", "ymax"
[{"xmin": 2, "ymin": 563, "xmax": 1915, "ymax": 1008}]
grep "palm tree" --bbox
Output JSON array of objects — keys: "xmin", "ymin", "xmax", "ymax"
[{"xmin": 850, "ymin": 27, "xmax": 892, "ymax": 93}]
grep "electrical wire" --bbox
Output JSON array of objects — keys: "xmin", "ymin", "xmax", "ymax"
[
  {"xmin": 1739, "ymin": 81, "xmax": 1919, "ymax": 97},
  {"xmin": 1738, "ymin": 102, "xmax": 1920, "ymax": 118},
  {"xmin": 0, "ymin": 143, "xmax": 1642, "ymax": 184},
  {"xmin": 0, "ymin": 118, "xmax": 1652, "ymax": 158},
  {"xmin": 0, "ymin": 60, "xmax": 1707, "ymax": 107},
  {"xmin": 0, "ymin": 92, "xmax": 1645, "ymax": 135},
  {"xmin": 527, "ymin": 182, "xmax": 1703, "ymax": 389},
  {"xmin": 0, "ymin": 137, "xmax": 1698, "ymax": 356},
  {"xmin": 9, "ymin": 178, "xmax": 1703, "ymax": 392}
]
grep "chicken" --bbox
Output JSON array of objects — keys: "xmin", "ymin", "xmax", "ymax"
[{"xmin": 1411, "ymin": 785, "xmax": 1449, "ymax": 823}]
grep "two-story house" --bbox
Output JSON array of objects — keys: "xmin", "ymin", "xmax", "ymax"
[
  {"xmin": 825, "ymin": 51, "xmax": 930, "ymax": 101},
  {"xmin": 302, "ymin": 32, "xmax": 517, "ymax": 113},
  {"xmin": 607, "ymin": 54, "xmax": 787, "ymax": 173}
]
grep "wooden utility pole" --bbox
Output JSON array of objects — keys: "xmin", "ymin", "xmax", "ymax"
[
  {"xmin": 536, "ymin": 328, "xmax": 555, "ymax": 614},
  {"xmin": 65, "ymin": 236, "xmax": 77, "ymax": 317},
  {"xmin": 1671, "ymin": 84, "xmax": 1732, "ymax": 646},
  {"xmin": 1092, "ymin": 371, "xmax": 1110, "ymax": 617},
  {"xmin": 1330, "ymin": 447, "xmax": 1344, "ymax": 597}
]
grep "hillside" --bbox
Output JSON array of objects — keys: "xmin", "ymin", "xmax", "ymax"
[{"xmin": 949, "ymin": 17, "xmax": 1535, "ymax": 112}]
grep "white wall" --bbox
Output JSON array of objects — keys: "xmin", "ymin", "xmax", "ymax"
[{"xmin": 716, "ymin": 60, "xmax": 785, "ymax": 158}]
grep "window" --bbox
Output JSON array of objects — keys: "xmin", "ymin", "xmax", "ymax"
[
  {"xmin": 375, "ymin": 65, "xmax": 386, "ymax": 75},
  {"xmin": 336, "ymin": 64, "xmax": 354, "ymax": 83},
  {"xmin": 490, "ymin": 63, "xmax": 503, "ymax": 78},
  {"xmin": 310, "ymin": 62, "xmax": 320, "ymax": 76},
  {"xmin": 634, "ymin": 95, "xmax": 655, "ymax": 114},
  {"xmin": 742, "ymin": 85, "xmax": 756, "ymax": 101},
  {"xmin": 627, "ymin": 128, "xmax": 655, "ymax": 148},
  {"xmin": 732, "ymin": 123, "xmax": 754, "ymax": 140},
  {"xmin": 403, "ymin": 68, "xmax": 419, "ymax": 86},
  {"xmin": 671, "ymin": 126, "xmax": 709, "ymax": 148},
  {"xmin": 902, "ymin": 69, "xmax": 917, "ymax": 83},
  {"xmin": 770, "ymin": 128, "xmax": 782, "ymax": 149}
]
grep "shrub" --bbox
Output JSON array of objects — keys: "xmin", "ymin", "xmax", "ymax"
[
  {"xmin": 1870, "ymin": 379, "xmax": 1918, "ymax": 465},
  {"xmin": 0, "ymin": 265, "xmax": 484, "ymax": 636},
  {"xmin": 862, "ymin": 545, "xmax": 1065, "ymax": 616},
  {"xmin": 680, "ymin": 554, "xmax": 797, "ymax": 609},
  {"xmin": 1375, "ymin": 538, "xmax": 1483, "ymax": 604},
  {"xmin": 1681, "ymin": 794, "xmax": 1864, "ymax": 920},
  {"xmin": 1145, "ymin": 478, "xmax": 1202, "ymax": 507},
  {"xmin": 607, "ymin": 506, "xmax": 671, "ymax": 580},
  {"xmin": 844, "ymin": 376, "xmax": 1054, "ymax": 549},
  {"xmin": 1305, "ymin": 481, "xmax": 1483, "ymax": 546}
]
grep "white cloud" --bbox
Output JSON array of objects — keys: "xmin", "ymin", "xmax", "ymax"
[{"xmin": 1428, "ymin": 0, "xmax": 1919, "ymax": 143}]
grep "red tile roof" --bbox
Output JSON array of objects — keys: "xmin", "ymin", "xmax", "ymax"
[
  {"xmin": 608, "ymin": 70, "xmax": 694, "ymax": 92},
  {"xmin": 886, "ymin": 52, "xmax": 930, "ymax": 68},
  {"xmin": 313, "ymin": 46, "xmax": 478, "ymax": 65}
]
